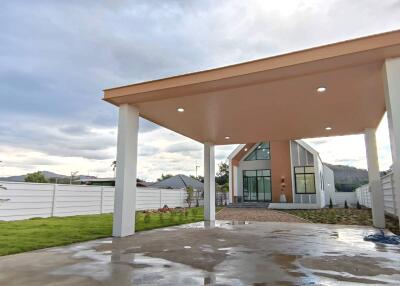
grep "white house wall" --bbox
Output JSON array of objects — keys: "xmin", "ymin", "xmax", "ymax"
[
  {"xmin": 314, "ymin": 154, "xmax": 325, "ymax": 208},
  {"xmin": 290, "ymin": 141, "xmax": 314, "ymax": 167},
  {"xmin": 290, "ymin": 141, "xmax": 318, "ymax": 205},
  {"xmin": 323, "ymin": 164, "xmax": 336, "ymax": 205}
]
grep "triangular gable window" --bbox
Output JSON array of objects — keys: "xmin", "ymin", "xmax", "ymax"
[{"xmin": 244, "ymin": 142, "xmax": 270, "ymax": 161}]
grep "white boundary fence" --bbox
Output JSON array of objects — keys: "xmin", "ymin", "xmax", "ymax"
[
  {"xmin": 355, "ymin": 172, "xmax": 397, "ymax": 217},
  {"xmin": 0, "ymin": 181, "xmax": 193, "ymax": 221}
]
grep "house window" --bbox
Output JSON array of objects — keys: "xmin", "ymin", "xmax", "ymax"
[
  {"xmin": 244, "ymin": 142, "xmax": 270, "ymax": 161},
  {"xmin": 243, "ymin": 169, "xmax": 272, "ymax": 201},
  {"xmin": 294, "ymin": 166, "xmax": 316, "ymax": 194}
]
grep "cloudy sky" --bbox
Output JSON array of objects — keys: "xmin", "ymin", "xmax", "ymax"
[{"xmin": 0, "ymin": 0, "xmax": 398, "ymax": 181}]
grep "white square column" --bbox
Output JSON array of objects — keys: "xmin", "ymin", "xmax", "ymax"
[
  {"xmin": 228, "ymin": 163, "xmax": 233, "ymax": 204},
  {"xmin": 113, "ymin": 104, "xmax": 139, "ymax": 237},
  {"xmin": 204, "ymin": 142, "xmax": 215, "ymax": 221},
  {"xmin": 364, "ymin": 128, "xmax": 385, "ymax": 228},
  {"xmin": 383, "ymin": 58, "xmax": 400, "ymax": 220}
]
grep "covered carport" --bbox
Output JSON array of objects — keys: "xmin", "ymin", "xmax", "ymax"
[{"xmin": 104, "ymin": 30, "xmax": 400, "ymax": 237}]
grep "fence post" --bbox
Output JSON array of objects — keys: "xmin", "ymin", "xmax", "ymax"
[
  {"xmin": 391, "ymin": 174, "xmax": 397, "ymax": 217},
  {"xmin": 159, "ymin": 189, "xmax": 162, "ymax": 208},
  {"xmin": 51, "ymin": 184, "xmax": 57, "ymax": 217},
  {"xmin": 100, "ymin": 186, "xmax": 104, "ymax": 214}
]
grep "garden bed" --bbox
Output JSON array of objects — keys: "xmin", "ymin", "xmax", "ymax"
[{"xmin": 281, "ymin": 208, "xmax": 399, "ymax": 234}]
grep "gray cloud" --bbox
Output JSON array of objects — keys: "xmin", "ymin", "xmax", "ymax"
[
  {"xmin": 0, "ymin": 116, "xmax": 115, "ymax": 160},
  {"xmin": 6, "ymin": 157, "xmax": 60, "ymax": 167},
  {"xmin": 138, "ymin": 145, "xmax": 160, "ymax": 157},
  {"xmin": 307, "ymin": 139, "xmax": 329, "ymax": 146},
  {"xmin": 59, "ymin": 125, "xmax": 92, "ymax": 136},
  {"xmin": 0, "ymin": 0, "xmax": 398, "ymax": 177},
  {"xmin": 164, "ymin": 142, "xmax": 202, "ymax": 153}
]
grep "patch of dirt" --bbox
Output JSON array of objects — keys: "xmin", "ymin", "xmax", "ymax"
[{"xmin": 216, "ymin": 208, "xmax": 308, "ymax": 223}]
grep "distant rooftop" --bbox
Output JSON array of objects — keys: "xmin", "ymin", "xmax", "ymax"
[{"xmin": 151, "ymin": 174, "xmax": 204, "ymax": 191}]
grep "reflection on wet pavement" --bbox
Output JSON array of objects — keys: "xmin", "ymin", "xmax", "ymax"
[{"xmin": 1, "ymin": 220, "xmax": 400, "ymax": 285}]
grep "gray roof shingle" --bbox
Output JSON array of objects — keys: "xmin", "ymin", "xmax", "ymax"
[{"xmin": 151, "ymin": 174, "xmax": 204, "ymax": 190}]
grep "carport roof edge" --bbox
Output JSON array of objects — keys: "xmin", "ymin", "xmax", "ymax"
[
  {"xmin": 103, "ymin": 29, "xmax": 400, "ymax": 105},
  {"xmin": 102, "ymin": 29, "xmax": 400, "ymax": 144}
]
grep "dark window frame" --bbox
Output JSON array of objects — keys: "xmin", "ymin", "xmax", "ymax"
[
  {"xmin": 244, "ymin": 142, "xmax": 271, "ymax": 161},
  {"xmin": 294, "ymin": 166, "xmax": 316, "ymax": 194},
  {"xmin": 243, "ymin": 169, "xmax": 272, "ymax": 202}
]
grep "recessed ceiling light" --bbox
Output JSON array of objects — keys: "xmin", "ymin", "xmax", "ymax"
[
  {"xmin": 177, "ymin": 107, "xmax": 185, "ymax": 112},
  {"xmin": 325, "ymin": 126, "xmax": 332, "ymax": 130},
  {"xmin": 317, "ymin": 86, "xmax": 327, "ymax": 93},
  {"xmin": 244, "ymin": 148, "xmax": 248, "ymax": 152},
  {"xmin": 225, "ymin": 136, "xmax": 230, "ymax": 140}
]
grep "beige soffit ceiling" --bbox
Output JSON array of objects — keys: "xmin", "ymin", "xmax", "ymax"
[{"xmin": 104, "ymin": 30, "xmax": 400, "ymax": 144}]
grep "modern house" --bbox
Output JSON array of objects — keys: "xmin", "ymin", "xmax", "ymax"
[{"xmin": 228, "ymin": 140, "xmax": 335, "ymax": 209}]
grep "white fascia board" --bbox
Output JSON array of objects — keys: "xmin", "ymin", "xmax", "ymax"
[
  {"xmin": 228, "ymin": 144, "xmax": 246, "ymax": 160},
  {"xmin": 294, "ymin": 139, "xmax": 317, "ymax": 155},
  {"xmin": 295, "ymin": 139, "xmax": 325, "ymax": 164}
]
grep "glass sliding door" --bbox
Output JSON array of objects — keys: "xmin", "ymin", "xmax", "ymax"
[
  {"xmin": 243, "ymin": 170, "xmax": 257, "ymax": 201},
  {"xmin": 243, "ymin": 169, "xmax": 272, "ymax": 202}
]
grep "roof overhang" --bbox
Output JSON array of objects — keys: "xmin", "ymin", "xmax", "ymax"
[{"xmin": 103, "ymin": 30, "xmax": 400, "ymax": 144}]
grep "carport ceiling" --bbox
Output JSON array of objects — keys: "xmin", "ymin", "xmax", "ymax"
[{"xmin": 104, "ymin": 30, "xmax": 400, "ymax": 144}]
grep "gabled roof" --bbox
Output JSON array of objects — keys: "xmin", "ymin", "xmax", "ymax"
[
  {"xmin": 228, "ymin": 140, "xmax": 317, "ymax": 162},
  {"xmin": 151, "ymin": 174, "xmax": 204, "ymax": 190}
]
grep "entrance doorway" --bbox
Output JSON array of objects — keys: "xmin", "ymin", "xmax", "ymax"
[{"xmin": 243, "ymin": 170, "xmax": 272, "ymax": 202}]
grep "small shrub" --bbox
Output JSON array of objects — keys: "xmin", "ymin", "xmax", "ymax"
[
  {"xmin": 144, "ymin": 212, "xmax": 151, "ymax": 224},
  {"xmin": 159, "ymin": 212, "xmax": 164, "ymax": 223},
  {"xmin": 170, "ymin": 210, "xmax": 177, "ymax": 221},
  {"xmin": 344, "ymin": 200, "xmax": 348, "ymax": 209},
  {"xmin": 356, "ymin": 201, "xmax": 361, "ymax": 209},
  {"xmin": 179, "ymin": 210, "xmax": 184, "ymax": 222},
  {"xmin": 184, "ymin": 209, "xmax": 189, "ymax": 219},
  {"xmin": 329, "ymin": 198, "xmax": 333, "ymax": 209}
]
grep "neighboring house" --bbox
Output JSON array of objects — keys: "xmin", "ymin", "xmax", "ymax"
[
  {"xmin": 152, "ymin": 174, "xmax": 204, "ymax": 206},
  {"xmin": 228, "ymin": 140, "xmax": 335, "ymax": 209},
  {"xmin": 151, "ymin": 174, "xmax": 204, "ymax": 191}
]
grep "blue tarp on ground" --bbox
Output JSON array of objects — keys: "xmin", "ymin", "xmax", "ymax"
[{"xmin": 364, "ymin": 230, "xmax": 400, "ymax": 245}]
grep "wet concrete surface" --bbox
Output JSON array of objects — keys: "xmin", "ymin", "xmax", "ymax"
[{"xmin": 1, "ymin": 221, "xmax": 400, "ymax": 285}]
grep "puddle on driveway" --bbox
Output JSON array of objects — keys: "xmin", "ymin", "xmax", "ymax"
[{"xmin": 1, "ymin": 221, "xmax": 400, "ymax": 285}]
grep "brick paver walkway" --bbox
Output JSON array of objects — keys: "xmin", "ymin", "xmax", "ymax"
[{"xmin": 216, "ymin": 208, "xmax": 308, "ymax": 223}]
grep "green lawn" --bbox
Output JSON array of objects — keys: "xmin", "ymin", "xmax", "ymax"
[
  {"xmin": 0, "ymin": 207, "xmax": 207, "ymax": 256},
  {"xmin": 281, "ymin": 208, "xmax": 400, "ymax": 234}
]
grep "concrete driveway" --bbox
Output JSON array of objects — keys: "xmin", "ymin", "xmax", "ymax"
[{"xmin": 0, "ymin": 221, "xmax": 400, "ymax": 285}]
